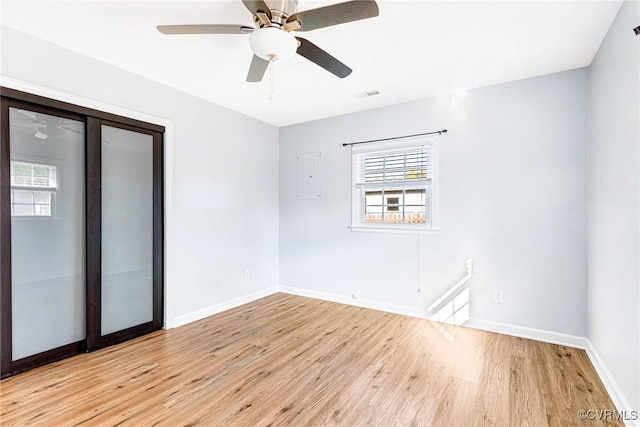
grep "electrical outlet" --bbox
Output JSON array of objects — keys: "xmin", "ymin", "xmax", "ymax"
[
  {"xmin": 244, "ymin": 269, "xmax": 250, "ymax": 280},
  {"xmin": 493, "ymin": 289, "xmax": 503, "ymax": 304}
]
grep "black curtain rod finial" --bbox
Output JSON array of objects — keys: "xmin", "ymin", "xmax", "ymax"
[{"xmin": 634, "ymin": 25, "xmax": 640, "ymax": 35}]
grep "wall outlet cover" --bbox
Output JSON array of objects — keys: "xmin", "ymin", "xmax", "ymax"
[{"xmin": 493, "ymin": 289, "xmax": 504, "ymax": 304}]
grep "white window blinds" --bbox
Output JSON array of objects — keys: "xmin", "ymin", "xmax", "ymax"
[
  {"xmin": 356, "ymin": 146, "xmax": 432, "ymax": 185},
  {"xmin": 10, "ymin": 161, "xmax": 57, "ymax": 189},
  {"xmin": 351, "ymin": 136, "xmax": 439, "ymax": 231}
]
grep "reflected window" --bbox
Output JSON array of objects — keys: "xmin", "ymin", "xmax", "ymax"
[{"xmin": 10, "ymin": 161, "xmax": 57, "ymax": 217}]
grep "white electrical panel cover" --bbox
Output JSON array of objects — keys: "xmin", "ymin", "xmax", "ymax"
[{"xmin": 296, "ymin": 152, "xmax": 321, "ymax": 199}]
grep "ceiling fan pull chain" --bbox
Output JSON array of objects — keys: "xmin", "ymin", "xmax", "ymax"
[{"xmin": 269, "ymin": 60, "xmax": 275, "ymax": 100}]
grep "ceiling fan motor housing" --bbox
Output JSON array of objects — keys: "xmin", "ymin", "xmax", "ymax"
[{"xmin": 264, "ymin": 0, "xmax": 299, "ymax": 25}]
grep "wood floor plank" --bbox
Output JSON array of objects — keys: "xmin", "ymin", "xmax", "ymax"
[
  {"xmin": 0, "ymin": 293, "xmax": 621, "ymax": 426},
  {"xmin": 473, "ymin": 332, "xmax": 511, "ymax": 426},
  {"xmin": 432, "ymin": 376, "xmax": 479, "ymax": 427},
  {"xmin": 509, "ymin": 355, "xmax": 548, "ymax": 427}
]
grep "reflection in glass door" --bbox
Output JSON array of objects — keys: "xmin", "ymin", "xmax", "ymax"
[
  {"xmin": 101, "ymin": 125, "xmax": 154, "ymax": 336},
  {"xmin": 1, "ymin": 91, "xmax": 164, "ymax": 378},
  {"xmin": 8, "ymin": 107, "xmax": 86, "ymax": 362}
]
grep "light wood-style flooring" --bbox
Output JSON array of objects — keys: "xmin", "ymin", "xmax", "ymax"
[{"xmin": 0, "ymin": 293, "xmax": 620, "ymax": 426}]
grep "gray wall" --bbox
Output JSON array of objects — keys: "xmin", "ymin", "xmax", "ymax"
[
  {"xmin": 4, "ymin": 10, "xmax": 639, "ymax": 411},
  {"xmin": 280, "ymin": 68, "xmax": 588, "ymax": 336},
  {"xmin": 1, "ymin": 26, "xmax": 280, "ymax": 325},
  {"xmin": 587, "ymin": 0, "xmax": 640, "ymax": 411}
]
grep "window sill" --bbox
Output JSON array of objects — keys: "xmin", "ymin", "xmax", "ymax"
[
  {"xmin": 11, "ymin": 214, "xmax": 60, "ymax": 221},
  {"xmin": 349, "ymin": 225, "xmax": 440, "ymax": 235}
]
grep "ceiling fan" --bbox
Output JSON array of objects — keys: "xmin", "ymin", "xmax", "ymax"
[
  {"xmin": 11, "ymin": 109, "xmax": 82, "ymax": 140},
  {"xmin": 157, "ymin": 0, "xmax": 379, "ymax": 82}
]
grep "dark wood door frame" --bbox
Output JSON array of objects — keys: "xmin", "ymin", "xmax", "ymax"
[
  {"xmin": 86, "ymin": 119, "xmax": 164, "ymax": 352},
  {"xmin": 0, "ymin": 88, "xmax": 165, "ymax": 378},
  {"xmin": 0, "ymin": 96, "xmax": 12, "ymax": 376},
  {"xmin": 86, "ymin": 116, "xmax": 102, "ymax": 352}
]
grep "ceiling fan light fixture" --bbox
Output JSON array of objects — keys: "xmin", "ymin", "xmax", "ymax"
[
  {"xmin": 249, "ymin": 27, "xmax": 297, "ymax": 62},
  {"xmin": 34, "ymin": 130, "xmax": 48, "ymax": 140},
  {"xmin": 37, "ymin": 125, "xmax": 66, "ymax": 139}
]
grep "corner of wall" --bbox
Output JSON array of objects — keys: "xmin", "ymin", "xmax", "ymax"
[
  {"xmin": 585, "ymin": 340, "xmax": 640, "ymax": 426},
  {"xmin": 172, "ymin": 286, "xmax": 279, "ymax": 328}
]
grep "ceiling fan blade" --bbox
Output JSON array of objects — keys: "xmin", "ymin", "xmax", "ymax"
[
  {"xmin": 14, "ymin": 109, "xmax": 38, "ymax": 120},
  {"xmin": 157, "ymin": 25, "xmax": 254, "ymax": 35},
  {"xmin": 246, "ymin": 54, "xmax": 270, "ymax": 82},
  {"xmin": 287, "ymin": 0, "xmax": 379, "ymax": 32},
  {"xmin": 241, "ymin": 0, "xmax": 272, "ymax": 19},
  {"xmin": 40, "ymin": 126, "xmax": 66, "ymax": 138},
  {"xmin": 11, "ymin": 122, "xmax": 38, "ymax": 129},
  {"xmin": 295, "ymin": 37, "xmax": 352, "ymax": 78},
  {"xmin": 58, "ymin": 125, "xmax": 83, "ymax": 134}
]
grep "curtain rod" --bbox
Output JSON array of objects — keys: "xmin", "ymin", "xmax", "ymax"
[{"xmin": 342, "ymin": 129, "xmax": 447, "ymax": 147}]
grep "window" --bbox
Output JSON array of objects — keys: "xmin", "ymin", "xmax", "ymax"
[
  {"xmin": 351, "ymin": 136, "xmax": 439, "ymax": 232},
  {"xmin": 10, "ymin": 161, "xmax": 57, "ymax": 217},
  {"xmin": 387, "ymin": 197, "xmax": 400, "ymax": 211}
]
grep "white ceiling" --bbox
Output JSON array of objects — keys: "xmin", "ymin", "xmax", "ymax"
[{"xmin": 1, "ymin": 0, "xmax": 622, "ymax": 127}]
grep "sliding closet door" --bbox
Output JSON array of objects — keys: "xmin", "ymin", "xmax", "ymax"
[
  {"xmin": 1, "ymin": 89, "xmax": 164, "ymax": 377},
  {"xmin": 5, "ymin": 105, "xmax": 86, "ymax": 371},
  {"xmin": 86, "ymin": 120, "xmax": 163, "ymax": 349},
  {"xmin": 101, "ymin": 124, "xmax": 154, "ymax": 335}
]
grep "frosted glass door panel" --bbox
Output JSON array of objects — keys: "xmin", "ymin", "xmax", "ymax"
[
  {"xmin": 9, "ymin": 108, "xmax": 86, "ymax": 360},
  {"xmin": 101, "ymin": 126, "xmax": 153, "ymax": 335}
]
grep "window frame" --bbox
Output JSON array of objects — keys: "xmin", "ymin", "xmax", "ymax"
[
  {"xmin": 9, "ymin": 159, "xmax": 60, "ymax": 220},
  {"xmin": 350, "ymin": 135, "xmax": 440, "ymax": 234}
]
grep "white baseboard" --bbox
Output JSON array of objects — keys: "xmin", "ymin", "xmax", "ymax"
[
  {"xmin": 279, "ymin": 285, "xmax": 427, "ymax": 319},
  {"xmin": 464, "ymin": 318, "xmax": 590, "ymax": 349},
  {"xmin": 463, "ymin": 319, "xmax": 636, "ymax": 424},
  {"xmin": 280, "ymin": 286, "xmax": 590, "ymax": 348},
  {"xmin": 583, "ymin": 341, "xmax": 639, "ymax": 426},
  {"xmin": 172, "ymin": 286, "xmax": 278, "ymax": 328}
]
